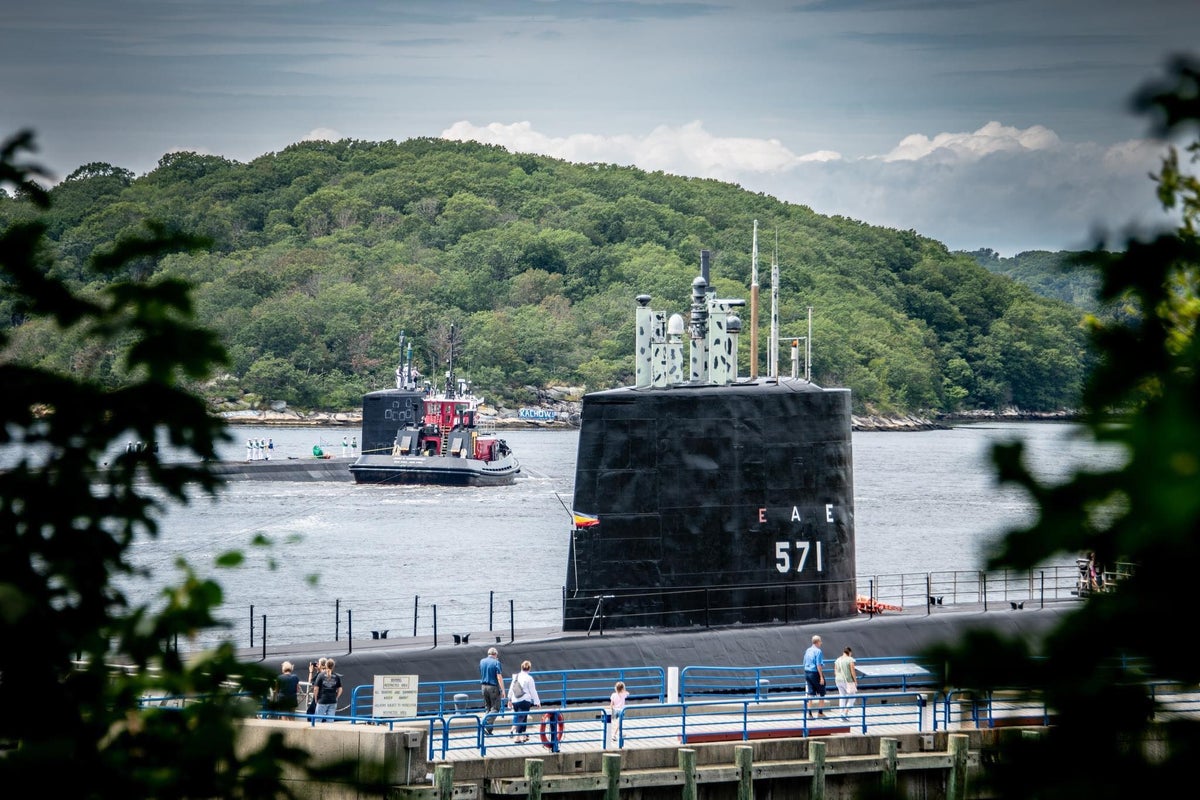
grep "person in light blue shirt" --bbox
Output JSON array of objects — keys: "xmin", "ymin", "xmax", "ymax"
[{"xmin": 802, "ymin": 634, "xmax": 827, "ymax": 718}]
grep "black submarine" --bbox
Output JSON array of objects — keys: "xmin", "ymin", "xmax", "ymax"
[{"xmin": 564, "ymin": 249, "xmax": 856, "ymax": 631}]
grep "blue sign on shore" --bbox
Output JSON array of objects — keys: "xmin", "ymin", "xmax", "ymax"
[{"xmin": 519, "ymin": 408, "xmax": 558, "ymax": 421}]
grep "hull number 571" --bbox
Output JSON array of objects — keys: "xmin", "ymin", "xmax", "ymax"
[{"xmin": 775, "ymin": 540, "xmax": 824, "ymax": 573}]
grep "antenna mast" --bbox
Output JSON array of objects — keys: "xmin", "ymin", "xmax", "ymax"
[
  {"xmin": 807, "ymin": 305, "xmax": 813, "ymax": 382},
  {"xmin": 750, "ymin": 220, "xmax": 759, "ymax": 380},
  {"xmin": 769, "ymin": 230, "xmax": 780, "ymax": 380},
  {"xmin": 396, "ymin": 330, "xmax": 414, "ymax": 389}
]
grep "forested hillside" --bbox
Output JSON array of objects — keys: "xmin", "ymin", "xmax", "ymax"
[
  {"xmin": 0, "ymin": 137, "xmax": 1091, "ymax": 415},
  {"xmin": 964, "ymin": 247, "xmax": 1104, "ymax": 314}
]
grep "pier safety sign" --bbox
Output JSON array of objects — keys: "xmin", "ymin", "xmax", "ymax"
[{"xmin": 372, "ymin": 674, "xmax": 419, "ymax": 718}]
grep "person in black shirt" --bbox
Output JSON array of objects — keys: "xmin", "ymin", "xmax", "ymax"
[
  {"xmin": 272, "ymin": 660, "xmax": 301, "ymax": 718},
  {"xmin": 313, "ymin": 658, "xmax": 343, "ymax": 721}
]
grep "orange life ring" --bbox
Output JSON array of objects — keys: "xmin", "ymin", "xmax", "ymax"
[
  {"xmin": 539, "ymin": 711, "xmax": 565, "ymax": 749},
  {"xmin": 856, "ymin": 595, "xmax": 902, "ymax": 613}
]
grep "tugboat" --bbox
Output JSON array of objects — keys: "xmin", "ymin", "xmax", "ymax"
[{"xmin": 349, "ymin": 329, "xmax": 520, "ymax": 487}]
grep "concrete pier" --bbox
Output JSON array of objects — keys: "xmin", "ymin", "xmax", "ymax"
[{"xmin": 236, "ymin": 721, "xmax": 1045, "ymax": 800}]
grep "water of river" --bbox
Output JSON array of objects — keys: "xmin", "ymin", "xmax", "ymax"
[{"xmin": 100, "ymin": 420, "xmax": 1124, "ymax": 647}]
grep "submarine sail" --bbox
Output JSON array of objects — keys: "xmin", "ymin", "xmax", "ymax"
[{"xmin": 565, "ymin": 250, "xmax": 856, "ymax": 630}]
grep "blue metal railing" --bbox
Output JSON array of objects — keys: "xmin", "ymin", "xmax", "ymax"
[
  {"xmin": 934, "ymin": 679, "xmax": 1200, "ymax": 731},
  {"xmin": 401, "ymin": 691, "xmax": 929, "ymax": 758},
  {"xmin": 679, "ymin": 656, "xmax": 939, "ymax": 700},
  {"xmin": 251, "ymin": 665, "xmax": 1199, "ymax": 759},
  {"xmin": 676, "ymin": 692, "xmax": 927, "ymax": 744},
  {"xmin": 348, "ymin": 666, "xmax": 667, "ymax": 719}
]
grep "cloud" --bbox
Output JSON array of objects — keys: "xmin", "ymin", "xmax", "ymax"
[
  {"xmin": 442, "ymin": 120, "xmax": 839, "ymax": 180},
  {"xmin": 302, "ymin": 128, "xmax": 342, "ymax": 143},
  {"xmin": 442, "ymin": 119, "xmax": 1177, "ymax": 255},
  {"xmin": 881, "ymin": 121, "xmax": 1062, "ymax": 163}
]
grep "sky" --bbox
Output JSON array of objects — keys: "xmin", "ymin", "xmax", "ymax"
[{"xmin": 4, "ymin": 0, "xmax": 1199, "ymax": 256}]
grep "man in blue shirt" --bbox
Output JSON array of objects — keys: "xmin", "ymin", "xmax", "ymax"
[
  {"xmin": 803, "ymin": 634, "xmax": 827, "ymax": 718},
  {"xmin": 479, "ymin": 647, "xmax": 506, "ymax": 735}
]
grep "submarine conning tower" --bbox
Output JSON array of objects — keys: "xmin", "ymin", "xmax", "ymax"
[
  {"xmin": 359, "ymin": 330, "xmax": 425, "ymax": 457},
  {"xmin": 565, "ymin": 250, "xmax": 856, "ymax": 631}
]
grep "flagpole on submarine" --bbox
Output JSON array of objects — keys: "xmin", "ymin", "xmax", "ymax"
[{"xmin": 556, "ymin": 492, "xmax": 580, "ymax": 596}]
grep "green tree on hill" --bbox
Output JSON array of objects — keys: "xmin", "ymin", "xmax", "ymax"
[
  {"xmin": 0, "ymin": 120, "xmax": 1092, "ymax": 416},
  {"xmin": 928, "ymin": 54, "xmax": 1200, "ymax": 799},
  {"xmin": 0, "ymin": 132, "xmax": 363, "ymax": 797}
]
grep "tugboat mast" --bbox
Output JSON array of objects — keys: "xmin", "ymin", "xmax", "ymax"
[{"xmin": 444, "ymin": 323, "xmax": 457, "ymax": 399}]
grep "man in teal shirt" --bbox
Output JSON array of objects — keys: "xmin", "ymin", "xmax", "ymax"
[{"xmin": 479, "ymin": 647, "xmax": 506, "ymax": 735}]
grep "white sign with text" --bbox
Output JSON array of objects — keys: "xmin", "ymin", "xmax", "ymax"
[{"xmin": 372, "ymin": 674, "xmax": 419, "ymax": 718}]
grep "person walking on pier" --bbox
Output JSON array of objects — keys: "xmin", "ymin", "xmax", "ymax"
[
  {"xmin": 608, "ymin": 680, "xmax": 629, "ymax": 745},
  {"xmin": 273, "ymin": 661, "xmax": 300, "ymax": 718},
  {"xmin": 834, "ymin": 646, "xmax": 858, "ymax": 720},
  {"xmin": 304, "ymin": 658, "xmax": 326, "ymax": 716},
  {"xmin": 479, "ymin": 647, "xmax": 506, "ymax": 736},
  {"xmin": 803, "ymin": 634, "xmax": 827, "ymax": 718},
  {"xmin": 313, "ymin": 658, "xmax": 343, "ymax": 721},
  {"xmin": 508, "ymin": 660, "xmax": 540, "ymax": 742}
]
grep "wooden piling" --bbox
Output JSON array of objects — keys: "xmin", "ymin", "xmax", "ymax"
[
  {"xmin": 810, "ymin": 740, "xmax": 827, "ymax": 800},
  {"xmin": 679, "ymin": 748, "xmax": 697, "ymax": 800},
  {"xmin": 603, "ymin": 753, "xmax": 622, "ymax": 800},
  {"xmin": 434, "ymin": 764, "xmax": 453, "ymax": 800},
  {"xmin": 948, "ymin": 734, "xmax": 969, "ymax": 800},
  {"xmin": 734, "ymin": 745, "xmax": 753, "ymax": 800},
  {"xmin": 524, "ymin": 758, "xmax": 545, "ymax": 800},
  {"xmin": 880, "ymin": 737, "xmax": 898, "ymax": 796}
]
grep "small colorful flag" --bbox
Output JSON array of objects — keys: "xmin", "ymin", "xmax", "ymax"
[{"xmin": 572, "ymin": 511, "xmax": 599, "ymax": 529}]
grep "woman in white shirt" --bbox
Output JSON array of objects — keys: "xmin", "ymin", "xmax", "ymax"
[
  {"xmin": 834, "ymin": 646, "xmax": 858, "ymax": 720},
  {"xmin": 507, "ymin": 660, "xmax": 540, "ymax": 742}
]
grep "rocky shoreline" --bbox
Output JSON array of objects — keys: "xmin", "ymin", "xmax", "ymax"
[
  {"xmin": 218, "ymin": 405, "xmax": 1077, "ymax": 432},
  {"xmin": 853, "ymin": 408, "xmax": 1078, "ymax": 431}
]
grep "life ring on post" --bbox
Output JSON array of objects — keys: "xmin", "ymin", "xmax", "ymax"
[{"xmin": 539, "ymin": 711, "xmax": 565, "ymax": 750}]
